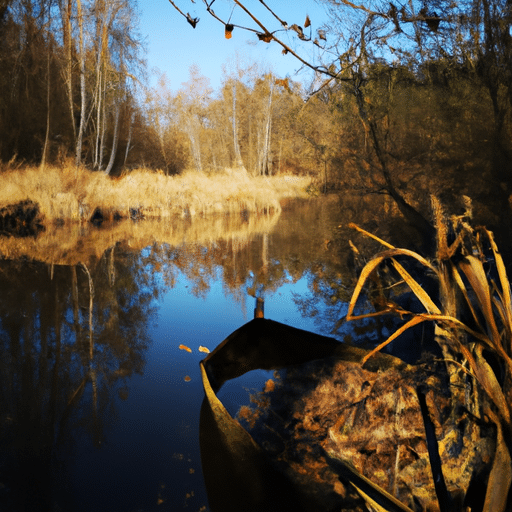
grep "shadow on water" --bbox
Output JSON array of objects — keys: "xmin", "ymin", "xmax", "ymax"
[{"xmin": 0, "ymin": 193, "xmax": 509, "ymax": 511}]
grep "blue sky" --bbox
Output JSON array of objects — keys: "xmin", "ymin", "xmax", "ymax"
[{"xmin": 138, "ymin": 0, "xmax": 328, "ymax": 91}]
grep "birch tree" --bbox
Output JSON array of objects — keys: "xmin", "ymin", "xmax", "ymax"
[
  {"xmin": 57, "ymin": 0, "xmax": 76, "ymax": 145},
  {"xmin": 257, "ymin": 75, "xmax": 274, "ymax": 176},
  {"xmin": 75, "ymin": 0, "xmax": 86, "ymax": 167},
  {"xmin": 177, "ymin": 65, "xmax": 212, "ymax": 172}
]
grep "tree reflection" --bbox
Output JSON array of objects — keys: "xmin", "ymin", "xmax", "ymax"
[
  {"xmin": 0, "ymin": 194, "xmax": 464, "ymax": 510},
  {"xmin": 0, "ymin": 247, "xmax": 158, "ymax": 510}
]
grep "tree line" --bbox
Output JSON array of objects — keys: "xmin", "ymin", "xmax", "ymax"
[
  {"xmin": 166, "ymin": 0, "xmax": 512, "ymax": 236},
  {"xmin": 1, "ymin": 0, "xmax": 512, "ymax": 210}
]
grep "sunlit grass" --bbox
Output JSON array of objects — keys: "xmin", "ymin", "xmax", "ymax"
[
  {"xmin": 0, "ymin": 165, "xmax": 312, "ymax": 223},
  {"xmin": 344, "ymin": 196, "xmax": 512, "ymax": 512}
]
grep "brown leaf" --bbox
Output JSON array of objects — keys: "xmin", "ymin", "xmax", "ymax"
[
  {"xmin": 257, "ymin": 32, "xmax": 273, "ymax": 43},
  {"xmin": 186, "ymin": 13, "xmax": 199, "ymax": 28},
  {"xmin": 225, "ymin": 23, "xmax": 234, "ymax": 39},
  {"xmin": 458, "ymin": 343, "xmax": 511, "ymax": 429},
  {"xmin": 290, "ymin": 24, "xmax": 306, "ymax": 41},
  {"xmin": 304, "ymin": 15, "xmax": 311, "ymax": 28},
  {"xmin": 459, "ymin": 256, "xmax": 501, "ymax": 346},
  {"xmin": 483, "ymin": 410, "xmax": 512, "ymax": 512}
]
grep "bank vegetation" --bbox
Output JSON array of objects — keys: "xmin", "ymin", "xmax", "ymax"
[{"xmin": 0, "ymin": 164, "xmax": 311, "ymax": 228}]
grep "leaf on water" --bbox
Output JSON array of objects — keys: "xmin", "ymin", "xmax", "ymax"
[
  {"xmin": 184, "ymin": 375, "xmax": 191, "ymax": 382},
  {"xmin": 264, "ymin": 379, "xmax": 275, "ymax": 392},
  {"xmin": 179, "ymin": 344, "xmax": 192, "ymax": 353},
  {"xmin": 198, "ymin": 345, "xmax": 210, "ymax": 353}
]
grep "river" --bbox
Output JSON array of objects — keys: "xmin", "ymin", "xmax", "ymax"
[
  {"xmin": 1, "ymin": 195, "xmax": 368, "ymax": 512},
  {"xmin": 4, "ymin": 190, "xmax": 506, "ymax": 512}
]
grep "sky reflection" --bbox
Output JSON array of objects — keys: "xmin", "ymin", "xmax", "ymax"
[{"xmin": 68, "ymin": 267, "xmax": 319, "ymax": 512}]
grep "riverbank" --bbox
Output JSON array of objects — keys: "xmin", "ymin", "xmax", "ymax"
[{"xmin": 0, "ymin": 165, "xmax": 312, "ymax": 228}]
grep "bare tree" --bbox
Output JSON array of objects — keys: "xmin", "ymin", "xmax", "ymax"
[{"xmin": 75, "ymin": 0, "xmax": 86, "ymax": 167}]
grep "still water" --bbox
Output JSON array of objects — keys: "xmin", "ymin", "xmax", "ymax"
[{"xmin": 0, "ymin": 196, "xmax": 362, "ymax": 512}]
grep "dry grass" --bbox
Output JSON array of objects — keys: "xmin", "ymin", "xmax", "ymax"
[
  {"xmin": 0, "ymin": 165, "xmax": 312, "ymax": 223},
  {"xmin": 345, "ymin": 198, "xmax": 512, "ymax": 512}
]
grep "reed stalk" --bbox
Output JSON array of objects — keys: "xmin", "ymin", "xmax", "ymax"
[{"xmin": 344, "ymin": 197, "xmax": 512, "ymax": 512}]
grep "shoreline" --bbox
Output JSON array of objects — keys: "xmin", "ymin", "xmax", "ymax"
[{"xmin": 0, "ymin": 166, "xmax": 312, "ymax": 230}]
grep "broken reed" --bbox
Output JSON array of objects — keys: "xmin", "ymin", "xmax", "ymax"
[
  {"xmin": 345, "ymin": 197, "xmax": 512, "ymax": 512},
  {"xmin": 0, "ymin": 165, "xmax": 312, "ymax": 224}
]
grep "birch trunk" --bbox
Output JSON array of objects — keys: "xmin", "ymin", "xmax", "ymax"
[
  {"xmin": 59, "ymin": 0, "xmax": 76, "ymax": 143},
  {"xmin": 123, "ymin": 111, "xmax": 134, "ymax": 167},
  {"xmin": 258, "ymin": 81, "xmax": 274, "ymax": 176},
  {"xmin": 105, "ymin": 104, "xmax": 120, "ymax": 175},
  {"xmin": 232, "ymin": 83, "xmax": 244, "ymax": 169},
  {"xmin": 40, "ymin": 40, "xmax": 51, "ymax": 170},
  {"xmin": 75, "ymin": 0, "xmax": 86, "ymax": 167}
]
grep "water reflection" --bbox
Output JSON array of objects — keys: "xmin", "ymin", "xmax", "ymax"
[
  {"xmin": 0, "ymin": 198, "xmax": 348, "ymax": 512},
  {"xmin": 2, "ymin": 193, "xmax": 486, "ymax": 511},
  {"xmin": 0, "ymin": 252, "xmax": 157, "ymax": 511}
]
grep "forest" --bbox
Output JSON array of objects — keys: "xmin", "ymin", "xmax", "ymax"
[{"xmin": 0, "ymin": 0, "xmax": 511, "ymax": 224}]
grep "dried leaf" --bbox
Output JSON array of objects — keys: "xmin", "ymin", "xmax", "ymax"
[
  {"xmin": 390, "ymin": 258, "xmax": 441, "ymax": 315},
  {"xmin": 257, "ymin": 32, "xmax": 273, "ymax": 43},
  {"xmin": 225, "ymin": 23, "xmax": 234, "ymax": 39},
  {"xmin": 451, "ymin": 264, "xmax": 484, "ymax": 332},
  {"xmin": 179, "ymin": 344, "xmax": 192, "ymax": 353},
  {"xmin": 304, "ymin": 15, "xmax": 311, "ymax": 28},
  {"xmin": 186, "ymin": 13, "xmax": 199, "ymax": 28},
  {"xmin": 198, "ymin": 345, "xmax": 210, "ymax": 353},
  {"xmin": 484, "ymin": 228, "xmax": 512, "ymax": 336},
  {"xmin": 458, "ymin": 343, "xmax": 511, "ymax": 429},
  {"xmin": 289, "ymin": 24, "xmax": 307, "ymax": 40},
  {"xmin": 362, "ymin": 316, "xmax": 427, "ymax": 365},
  {"xmin": 348, "ymin": 222, "xmax": 395, "ymax": 249},
  {"xmin": 347, "ymin": 248, "xmax": 436, "ymax": 320},
  {"xmin": 459, "ymin": 256, "xmax": 501, "ymax": 346},
  {"xmin": 324, "ymin": 451, "xmax": 414, "ymax": 512},
  {"xmin": 483, "ymin": 410, "xmax": 512, "ymax": 512}
]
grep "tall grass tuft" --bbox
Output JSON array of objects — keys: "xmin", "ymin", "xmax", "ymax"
[
  {"xmin": 0, "ymin": 165, "xmax": 312, "ymax": 224},
  {"xmin": 345, "ymin": 196, "xmax": 512, "ymax": 512}
]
